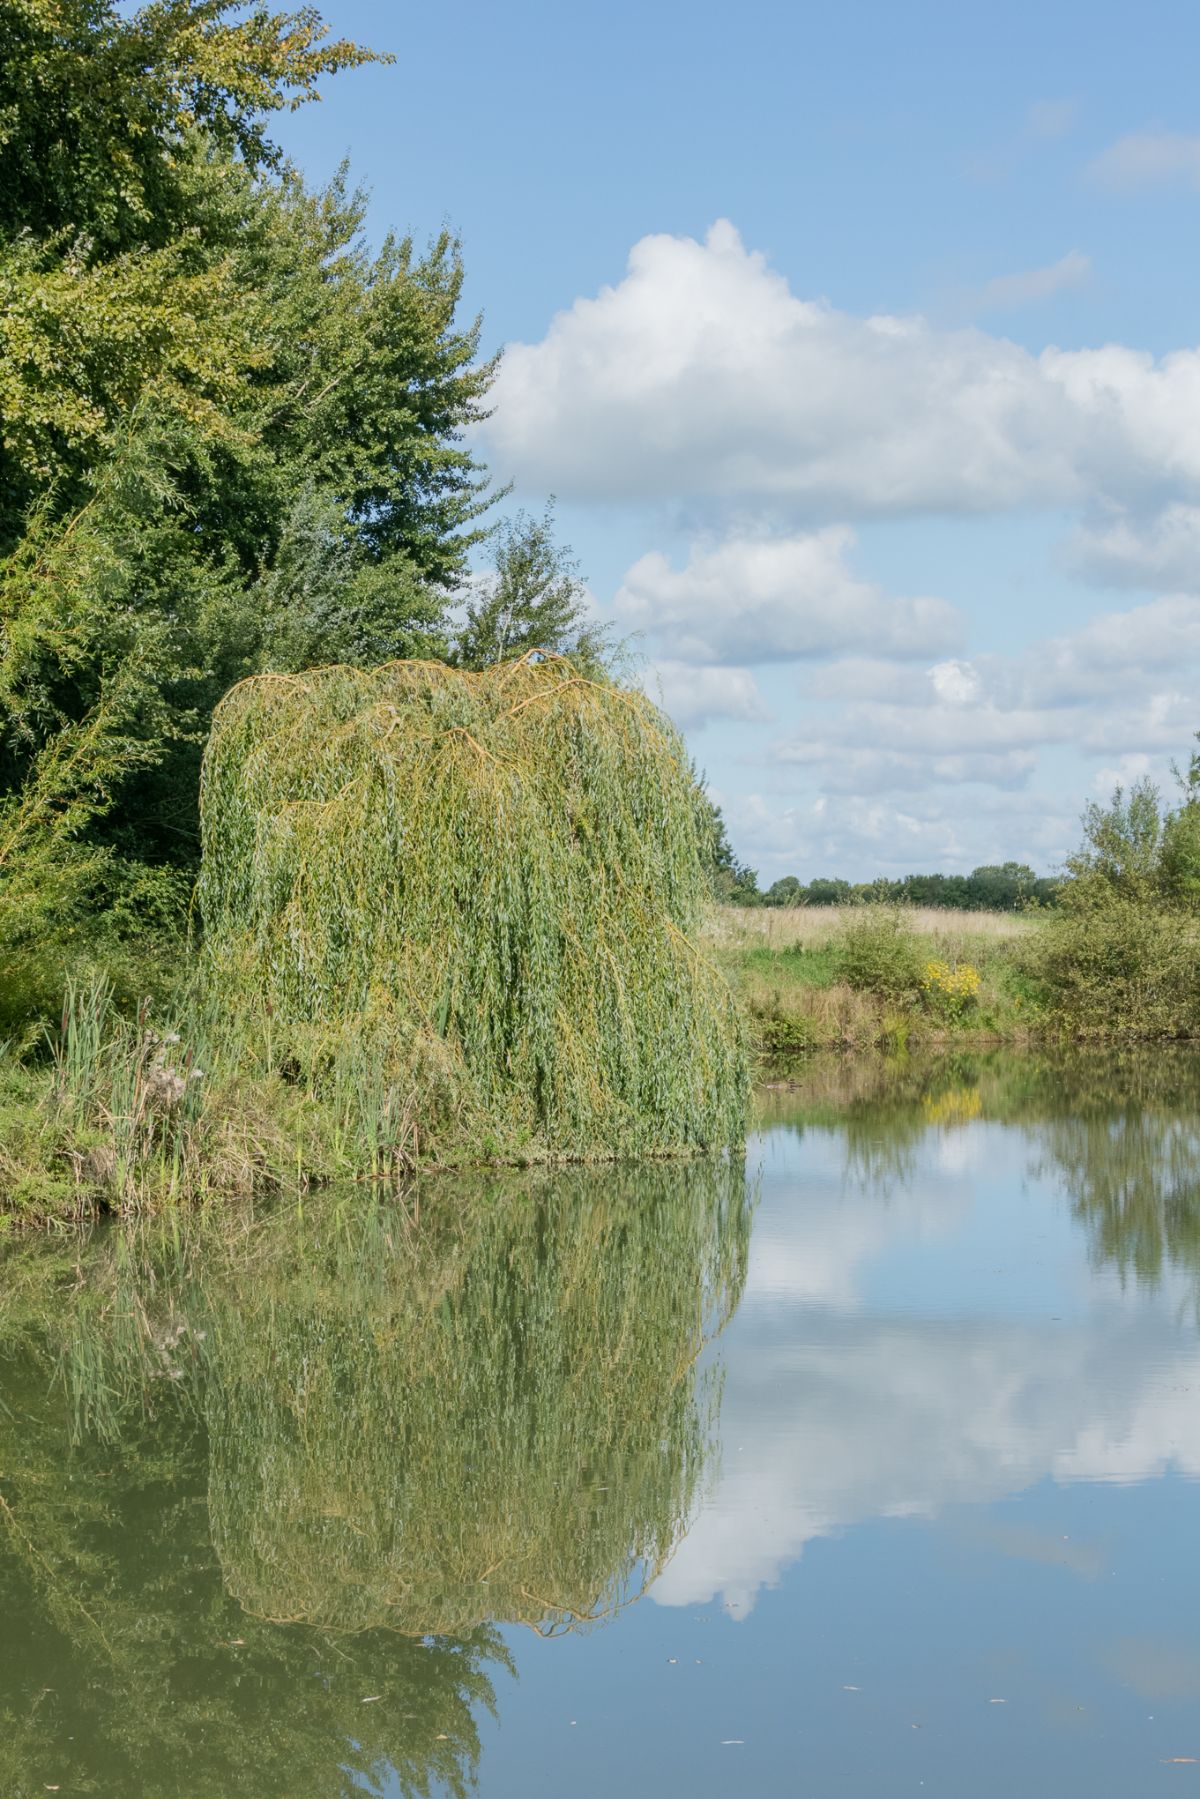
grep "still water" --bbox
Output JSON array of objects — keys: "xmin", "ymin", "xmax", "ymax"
[{"xmin": 2, "ymin": 1049, "xmax": 1200, "ymax": 1796}]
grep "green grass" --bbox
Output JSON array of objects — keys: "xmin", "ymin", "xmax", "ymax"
[
  {"xmin": 0, "ymin": 960, "xmax": 741, "ymax": 1225},
  {"xmin": 711, "ymin": 908, "xmax": 1048, "ymax": 1055}
]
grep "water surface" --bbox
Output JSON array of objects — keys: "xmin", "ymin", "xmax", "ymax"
[{"xmin": 2, "ymin": 1048, "xmax": 1200, "ymax": 1795}]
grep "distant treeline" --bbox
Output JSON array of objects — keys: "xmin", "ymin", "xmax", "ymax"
[{"xmin": 717, "ymin": 862, "xmax": 1063, "ymax": 912}]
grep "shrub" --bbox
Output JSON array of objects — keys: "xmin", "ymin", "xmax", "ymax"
[
  {"xmin": 920, "ymin": 958, "xmax": 982, "ymax": 1020},
  {"xmin": 1022, "ymin": 894, "xmax": 1200, "ymax": 1038},
  {"xmin": 835, "ymin": 908, "xmax": 924, "ymax": 1002}
]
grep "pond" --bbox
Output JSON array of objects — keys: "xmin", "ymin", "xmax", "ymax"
[{"xmin": 1, "ymin": 1047, "xmax": 1199, "ymax": 1796}]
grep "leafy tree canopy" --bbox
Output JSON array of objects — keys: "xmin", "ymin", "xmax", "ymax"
[
  {"xmin": 0, "ymin": 3, "xmax": 500, "ymax": 1010},
  {"xmin": 453, "ymin": 503, "xmax": 608, "ymax": 672},
  {"xmin": 0, "ymin": 0, "xmax": 384, "ymax": 249}
]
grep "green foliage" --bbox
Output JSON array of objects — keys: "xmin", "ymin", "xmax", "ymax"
[
  {"xmin": 835, "ymin": 908, "xmax": 924, "ymax": 1002},
  {"xmin": 0, "ymin": 0, "xmax": 384, "ymax": 252},
  {"xmin": 1018, "ymin": 751, "xmax": 1200, "ymax": 1037},
  {"xmin": 699, "ymin": 795, "xmax": 762, "ymax": 903},
  {"xmin": 0, "ymin": 8, "xmax": 498, "ymax": 980},
  {"xmin": 1065, "ymin": 778, "xmax": 1165, "ymax": 902},
  {"xmin": 453, "ymin": 502, "xmax": 608, "ymax": 671},
  {"xmin": 1160, "ymin": 737, "xmax": 1200, "ymax": 909},
  {"xmin": 0, "ymin": 1158, "xmax": 749, "ymax": 1790},
  {"xmin": 198, "ymin": 655, "xmax": 748, "ymax": 1158},
  {"xmin": 744, "ymin": 864, "xmax": 1060, "ymax": 912},
  {"xmin": 1022, "ymin": 894, "xmax": 1200, "ymax": 1039},
  {"xmin": 1059, "ymin": 755, "xmax": 1200, "ymax": 917}
]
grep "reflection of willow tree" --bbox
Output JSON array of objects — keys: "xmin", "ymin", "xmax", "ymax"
[
  {"xmin": 204, "ymin": 1159, "xmax": 750, "ymax": 1634},
  {"xmin": 0, "ymin": 1155, "xmax": 750, "ymax": 1796},
  {"xmin": 0, "ymin": 1353, "xmax": 506, "ymax": 1799}
]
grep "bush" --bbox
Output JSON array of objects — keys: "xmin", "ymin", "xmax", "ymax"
[
  {"xmin": 1022, "ymin": 894, "xmax": 1200, "ymax": 1038},
  {"xmin": 920, "ymin": 958, "xmax": 982, "ymax": 1021},
  {"xmin": 835, "ymin": 908, "xmax": 924, "ymax": 1002}
]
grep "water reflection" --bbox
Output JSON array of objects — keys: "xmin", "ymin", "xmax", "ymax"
[
  {"xmin": 657, "ymin": 1050, "xmax": 1200, "ymax": 1620},
  {"xmin": 0, "ymin": 1159, "xmax": 750, "ymax": 1796},
  {"xmin": 760, "ymin": 1046, "xmax": 1200, "ymax": 1289},
  {"xmin": 4, "ymin": 1051, "xmax": 1200, "ymax": 1796}
]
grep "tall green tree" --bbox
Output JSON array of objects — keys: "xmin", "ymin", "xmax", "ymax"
[
  {"xmin": 1161, "ymin": 735, "xmax": 1200, "ymax": 909},
  {"xmin": 0, "ymin": 2, "xmax": 499, "ymax": 1003},
  {"xmin": 453, "ymin": 503, "xmax": 607, "ymax": 671}
]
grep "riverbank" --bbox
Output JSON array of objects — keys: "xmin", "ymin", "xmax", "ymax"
[
  {"xmin": 708, "ymin": 904, "xmax": 1040, "ymax": 1052},
  {"xmin": 3, "ymin": 897, "xmax": 1199, "ymax": 1225},
  {"xmin": 708, "ymin": 902, "xmax": 1200, "ymax": 1053}
]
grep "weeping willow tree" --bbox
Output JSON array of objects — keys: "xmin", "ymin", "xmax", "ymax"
[{"xmin": 197, "ymin": 654, "xmax": 747, "ymax": 1159}]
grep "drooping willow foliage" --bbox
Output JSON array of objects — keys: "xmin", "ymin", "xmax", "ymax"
[{"xmin": 197, "ymin": 654, "xmax": 748, "ymax": 1159}]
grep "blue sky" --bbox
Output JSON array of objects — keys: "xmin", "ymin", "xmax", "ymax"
[{"xmin": 277, "ymin": 0, "xmax": 1200, "ymax": 878}]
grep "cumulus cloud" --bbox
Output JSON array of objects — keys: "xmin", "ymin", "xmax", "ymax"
[
  {"xmin": 770, "ymin": 595, "xmax": 1200, "ymax": 791},
  {"xmin": 720, "ymin": 787, "xmax": 1068, "ymax": 875},
  {"xmin": 1071, "ymin": 502, "xmax": 1200, "ymax": 588},
  {"xmin": 640, "ymin": 661, "xmax": 769, "ymax": 728},
  {"xmin": 614, "ymin": 527, "xmax": 962, "ymax": 664},
  {"xmin": 775, "ymin": 744, "xmax": 1040, "ymax": 795},
  {"xmin": 1090, "ymin": 130, "xmax": 1200, "ymax": 191},
  {"xmin": 668, "ymin": 588, "xmax": 1200, "ymax": 872},
  {"xmin": 486, "ymin": 221, "xmax": 1200, "ymax": 524},
  {"xmin": 969, "ymin": 249, "xmax": 1091, "ymax": 314},
  {"xmin": 482, "ymin": 220, "xmax": 1200, "ymax": 871}
]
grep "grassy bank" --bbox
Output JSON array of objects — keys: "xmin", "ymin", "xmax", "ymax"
[
  {"xmin": 2, "ymin": 892, "xmax": 1199, "ymax": 1224},
  {"xmin": 708, "ymin": 901, "xmax": 1200, "ymax": 1053},
  {"xmin": 708, "ymin": 904, "xmax": 1038, "ymax": 1052},
  {"xmin": 2, "ymin": 970, "xmax": 735, "ymax": 1225}
]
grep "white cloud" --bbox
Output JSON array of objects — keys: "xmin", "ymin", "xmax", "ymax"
[
  {"xmin": 969, "ymin": 249, "xmax": 1090, "ymax": 314},
  {"xmin": 641, "ymin": 661, "xmax": 769, "ymax": 728},
  {"xmin": 483, "ymin": 221, "xmax": 1200, "ymax": 873},
  {"xmin": 486, "ymin": 221, "xmax": 1200, "ymax": 525},
  {"xmin": 1091, "ymin": 752, "xmax": 1156, "ymax": 793},
  {"xmin": 1071, "ymin": 503, "xmax": 1200, "ymax": 588},
  {"xmin": 772, "ymin": 595, "xmax": 1200, "ymax": 778},
  {"xmin": 679, "ymin": 590, "xmax": 1200, "ymax": 872},
  {"xmin": 721, "ymin": 787, "xmax": 1069, "ymax": 875},
  {"xmin": 774, "ymin": 744, "xmax": 1040, "ymax": 795},
  {"xmin": 1090, "ymin": 131, "xmax": 1200, "ymax": 191},
  {"xmin": 614, "ymin": 528, "xmax": 962, "ymax": 664},
  {"xmin": 928, "ymin": 659, "xmax": 983, "ymax": 705}
]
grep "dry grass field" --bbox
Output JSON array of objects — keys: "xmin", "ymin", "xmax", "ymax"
[{"xmin": 705, "ymin": 904, "xmax": 1037, "ymax": 952}]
